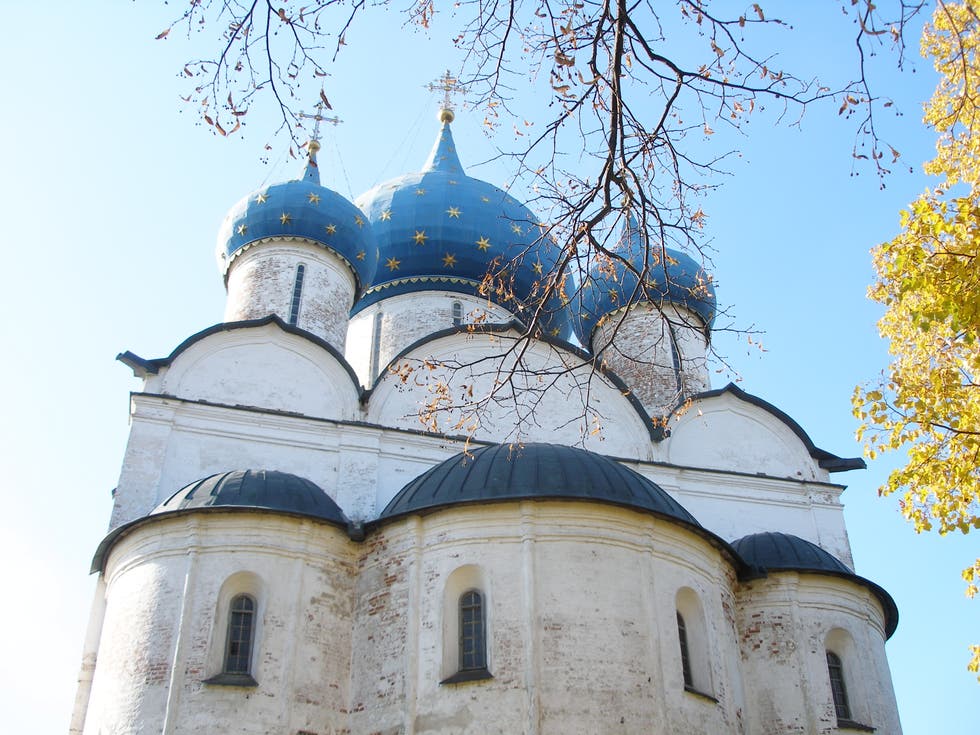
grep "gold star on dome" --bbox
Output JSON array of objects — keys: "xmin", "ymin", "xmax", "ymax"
[
  {"xmin": 280, "ymin": 212, "xmax": 292, "ymax": 225},
  {"xmin": 308, "ymin": 192, "xmax": 321, "ymax": 205},
  {"xmin": 442, "ymin": 253, "xmax": 458, "ymax": 268},
  {"xmin": 550, "ymin": 327, "xmax": 561, "ymax": 337},
  {"xmin": 414, "ymin": 230, "xmax": 428, "ymax": 245},
  {"xmin": 476, "ymin": 236, "xmax": 491, "ymax": 251},
  {"xmin": 380, "ymin": 209, "xmax": 392, "ymax": 221},
  {"xmin": 356, "ymin": 251, "xmax": 366, "ymax": 261},
  {"xmin": 416, "ymin": 188, "xmax": 426, "ymax": 196},
  {"xmin": 236, "ymin": 224, "xmax": 248, "ymax": 236},
  {"xmin": 355, "ymin": 215, "xmax": 365, "ymax": 227},
  {"xmin": 254, "ymin": 192, "xmax": 268, "ymax": 204},
  {"xmin": 481, "ymin": 196, "xmax": 490, "ymax": 203},
  {"xmin": 446, "ymin": 206, "xmax": 461, "ymax": 218},
  {"xmin": 511, "ymin": 223, "xmax": 523, "ymax": 235},
  {"xmin": 325, "ymin": 224, "xmax": 337, "ymax": 235},
  {"xmin": 385, "ymin": 257, "xmax": 401, "ymax": 271},
  {"xmin": 532, "ymin": 261, "xmax": 544, "ymax": 275},
  {"xmin": 448, "ymin": 180, "xmax": 458, "ymax": 185}
]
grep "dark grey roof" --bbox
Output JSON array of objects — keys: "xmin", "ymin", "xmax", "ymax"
[
  {"xmin": 154, "ymin": 470, "xmax": 348, "ymax": 524},
  {"xmin": 380, "ymin": 443, "xmax": 699, "ymax": 526},
  {"xmin": 732, "ymin": 532, "xmax": 899, "ymax": 638},
  {"xmin": 732, "ymin": 531, "xmax": 853, "ymax": 574},
  {"xmin": 91, "ymin": 470, "xmax": 348, "ymax": 573}
]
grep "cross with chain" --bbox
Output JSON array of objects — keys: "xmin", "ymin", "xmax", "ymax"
[
  {"xmin": 426, "ymin": 70, "xmax": 467, "ymax": 115},
  {"xmin": 299, "ymin": 100, "xmax": 342, "ymax": 145}
]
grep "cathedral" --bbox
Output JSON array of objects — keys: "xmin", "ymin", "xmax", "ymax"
[{"xmin": 70, "ymin": 101, "xmax": 902, "ymax": 734}]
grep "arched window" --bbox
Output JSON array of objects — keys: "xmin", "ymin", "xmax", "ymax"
[
  {"xmin": 675, "ymin": 587, "xmax": 713, "ymax": 697},
  {"xmin": 676, "ymin": 612, "xmax": 693, "ymax": 689},
  {"xmin": 452, "ymin": 300, "xmax": 463, "ymax": 326},
  {"xmin": 459, "ymin": 590, "xmax": 486, "ymax": 671},
  {"xmin": 288, "ymin": 264, "xmax": 305, "ymax": 325},
  {"xmin": 826, "ymin": 651, "xmax": 851, "ymax": 721},
  {"xmin": 224, "ymin": 594, "xmax": 256, "ymax": 675}
]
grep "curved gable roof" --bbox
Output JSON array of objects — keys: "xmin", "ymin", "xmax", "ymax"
[
  {"xmin": 675, "ymin": 383, "xmax": 865, "ymax": 473},
  {"xmin": 364, "ymin": 320, "xmax": 665, "ymax": 441},
  {"xmin": 117, "ymin": 315, "xmax": 364, "ymax": 394}
]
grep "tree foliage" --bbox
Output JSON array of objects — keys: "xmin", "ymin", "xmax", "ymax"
[{"xmin": 854, "ymin": 0, "xmax": 980, "ymax": 679}]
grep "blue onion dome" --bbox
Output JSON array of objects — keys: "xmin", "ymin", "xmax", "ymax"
[
  {"xmin": 216, "ymin": 144, "xmax": 378, "ymax": 293},
  {"xmin": 152, "ymin": 469, "xmax": 349, "ymax": 525},
  {"xmin": 380, "ymin": 442, "xmax": 700, "ymax": 526},
  {"xmin": 353, "ymin": 117, "xmax": 571, "ymax": 338},
  {"xmin": 573, "ymin": 216, "xmax": 716, "ymax": 348},
  {"xmin": 732, "ymin": 532, "xmax": 899, "ymax": 637}
]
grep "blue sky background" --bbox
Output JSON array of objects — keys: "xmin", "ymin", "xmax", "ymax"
[{"xmin": 0, "ymin": 2, "xmax": 974, "ymax": 732}]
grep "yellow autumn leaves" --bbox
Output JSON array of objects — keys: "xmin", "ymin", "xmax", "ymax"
[{"xmin": 854, "ymin": 0, "xmax": 980, "ymax": 679}]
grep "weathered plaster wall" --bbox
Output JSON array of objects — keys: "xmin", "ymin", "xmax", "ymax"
[
  {"xmin": 592, "ymin": 303, "xmax": 710, "ymax": 421},
  {"xmin": 352, "ymin": 503, "xmax": 746, "ymax": 735},
  {"xmin": 84, "ymin": 514, "xmax": 356, "ymax": 735},
  {"xmin": 736, "ymin": 574, "xmax": 901, "ymax": 735},
  {"xmin": 224, "ymin": 241, "xmax": 356, "ymax": 351},
  {"xmin": 347, "ymin": 291, "xmax": 514, "ymax": 386},
  {"xmin": 366, "ymin": 331, "xmax": 655, "ymax": 458}
]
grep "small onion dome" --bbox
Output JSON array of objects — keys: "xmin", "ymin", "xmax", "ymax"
[
  {"xmin": 573, "ymin": 217, "xmax": 716, "ymax": 349},
  {"xmin": 152, "ymin": 469, "xmax": 349, "ymax": 525},
  {"xmin": 732, "ymin": 532, "xmax": 899, "ymax": 638},
  {"xmin": 353, "ymin": 121, "xmax": 571, "ymax": 339},
  {"xmin": 380, "ymin": 442, "xmax": 699, "ymax": 526},
  {"xmin": 216, "ymin": 151, "xmax": 378, "ymax": 294}
]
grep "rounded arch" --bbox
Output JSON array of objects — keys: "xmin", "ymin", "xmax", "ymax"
[
  {"xmin": 206, "ymin": 571, "xmax": 267, "ymax": 683},
  {"xmin": 675, "ymin": 586, "xmax": 712, "ymax": 696},
  {"xmin": 824, "ymin": 627, "xmax": 866, "ymax": 726},
  {"xmin": 441, "ymin": 565, "xmax": 491, "ymax": 682}
]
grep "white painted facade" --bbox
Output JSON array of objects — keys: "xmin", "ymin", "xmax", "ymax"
[{"xmin": 71, "ymin": 124, "xmax": 901, "ymax": 734}]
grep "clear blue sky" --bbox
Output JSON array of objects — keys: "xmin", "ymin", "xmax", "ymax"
[{"xmin": 0, "ymin": 2, "xmax": 973, "ymax": 732}]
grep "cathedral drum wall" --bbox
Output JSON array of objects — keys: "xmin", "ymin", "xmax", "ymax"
[
  {"xmin": 82, "ymin": 551, "xmax": 181, "ymax": 734},
  {"xmin": 348, "ymin": 291, "xmax": 515, "ymax": 384},
  {"xmin": 224, "ymin": 242, "xmax": 356, "ymax": 350},
  {"xmin": 354, "ymin": 504, "xmax": 745, "ymax": 735},
  {"xmin": 592, "ymin": 303, "xmax": 709, "ymax": 420},
  {"xmin": 736, "ymin": 574, "xmax": 901, "ymax": 735},
  {"xmin": 86, "ymin": 514, "xmax": 356, "ymax": 735}
]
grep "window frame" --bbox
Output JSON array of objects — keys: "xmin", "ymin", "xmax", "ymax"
[
  {"xmin": 676, "ymin": 611, "xmax": 693, "ymax": 689},
  {"xmin": 458, "ymin": 589, "xmax": 486, "ymax": 672},
  {"xmin": 223, "ymin": 593, "xmax": 257, "ymax": 676},
  {"xmin": 203, "ymin": 574, "xmax": 263, "ymax": 688},
  {"xmin": 288, "ymin": 263, "xmax": 306, "ymax": 325}
]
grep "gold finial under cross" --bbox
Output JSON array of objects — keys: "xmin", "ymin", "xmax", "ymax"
[
  {"xmin": 426, "ymin": 70, "xmax": 467, "ymax": 123},
  {"xmin": 299, "ymin": 100, "xmax": 342, "ymax": 153}
]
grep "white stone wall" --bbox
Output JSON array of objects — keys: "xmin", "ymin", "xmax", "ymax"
[
  {"xmin": 224, "ymin": 240, "xmax": 357, "ymax": 351},
  {"xmin": 666, "ymin": 392, "xmax": 829, "ymax": 483},
  {"xmin": 347, "ymin": 291, "xmax": 515, "ymax": 386},
  {"xmin": 366, "ymin": 330, "xmax": 655, "ymax": 458},
  {"xmin": 737, "ymin": 574, "xmax": 901, "ymax": 734},
  {"xmin": 82, "ymin": 514, "xmax": 356, "ymax": 735},
  {"xmin": 591, "ymin": 302, "xmax": 710, "ymax": 421},
  {"xmin": 351, "ymin": 502, "xmax": 746, "ymax": 735}
]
